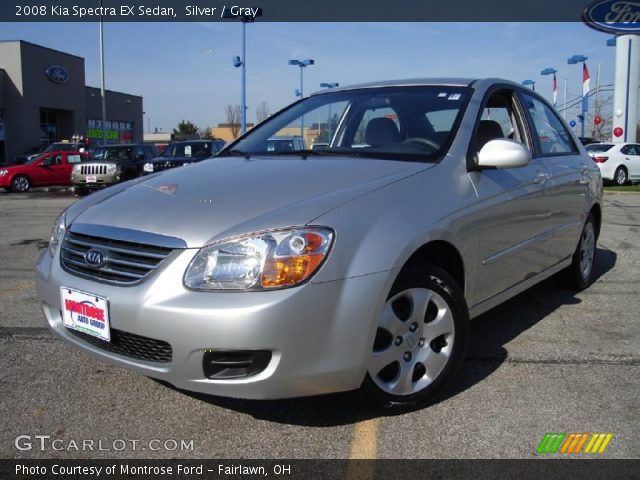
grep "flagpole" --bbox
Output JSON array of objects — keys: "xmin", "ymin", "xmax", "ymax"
[
  {"xmin": 595, "ymin": 63, "xmax": 601, "ymax": 137},
  {"xmin": 563, "ymin": 78, "xmax": 567, "ymax": 120}
]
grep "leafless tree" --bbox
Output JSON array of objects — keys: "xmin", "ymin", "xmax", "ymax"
[
  {"xmin": 255, "ymin": 101, "xmax": 271, "ymax": 123},
  {"xmin": 225, "ymin": 104, "xmax": 241, "ymax": 139}
]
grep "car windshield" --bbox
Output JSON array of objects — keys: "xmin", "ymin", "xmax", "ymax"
[
  {"xmin": 44, "ymin": 143, "xmax": 77, "ymax": 153},
  {"xmin": 162, "ymin": 142, "xmax": 212, "ymax": 158},
  {"xmin": 91, "ymin": 147, "xmax": 132, "ymax": 161},
  {"xmin": 224, "ymin": 86, "xmax": 471, "ymax": 162},
  {"xmin": 586, "ymin": 144, "xmax": 613, "ymax": 153}
]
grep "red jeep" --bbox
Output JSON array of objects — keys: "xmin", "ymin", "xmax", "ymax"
[{"xmin": 0, "ymin": 151, "xmax": 87, "ymax": 193}]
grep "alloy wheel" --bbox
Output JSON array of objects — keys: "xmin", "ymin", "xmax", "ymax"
[
  {"xmin": 615, "ymin": 168, "xmax": 627, "ymax": 186},
  {"xmin": 368, "ymin": 287, "xmax": 455, "ymax": 396},
  {"xmin": 579, "ymin": 221, "xmax": 596, "ymax": 280}
]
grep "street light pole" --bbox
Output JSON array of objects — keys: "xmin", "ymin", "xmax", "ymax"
[
  {"xmin": 288, "ymin": 59, "xmax": 314, "ymax": 138},
  {"xmin": 522, "ymin": 80, "xmax": 535, "ymax": 91},
  {"xmin": 225, "ymin": 9, "xmax": 262, "ymax": 137},
  {"xmin": 98, "ymin": 0, "xmax": 107, "ymax": 145}
]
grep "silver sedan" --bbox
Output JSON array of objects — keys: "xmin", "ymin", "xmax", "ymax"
[{"xmin": 36, "ymin": 78, "xmax": 602, "ymax": 407}]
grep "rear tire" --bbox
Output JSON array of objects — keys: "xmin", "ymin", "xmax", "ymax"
[
  {"xmin": 360, "ymin": 266, "xmax": 469, "ymax": 409},
  {"xmin": 560, "ymin": 214, "xmax": 597, "ymax": 290},
  {"xmin": 614, "ymin": 166, "xmax": 628, "ymax": 186},
  {"xmin": 10, "ymin": 175, "xmax": 30, "ymax": 193}
]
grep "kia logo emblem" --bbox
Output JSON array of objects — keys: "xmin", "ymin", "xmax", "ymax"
[{"xmin": 85, "ymin": 249, "xmax": 106, "ymax": 267}]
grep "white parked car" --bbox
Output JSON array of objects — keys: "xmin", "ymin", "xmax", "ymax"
[{"xmin": 586, "ymin": 142, "xmax": 640, "ymax": 185}]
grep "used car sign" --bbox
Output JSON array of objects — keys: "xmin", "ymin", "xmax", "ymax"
[{"xmin": 583, "ymin": 0, "xmax": 640, "ymax": 34}]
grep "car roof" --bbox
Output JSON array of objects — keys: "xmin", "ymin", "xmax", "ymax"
[
  {"xmin": 310, "ymin": 78, "xmax": 519, "ymax": 96},
  {"xmin": 94, "ymin": 144, "xmax": 147, "ymax": 148}
]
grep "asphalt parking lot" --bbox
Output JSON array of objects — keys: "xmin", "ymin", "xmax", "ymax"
[{"xmin": 0, "ymin": 189, "xmax": 638, "ymax": 459}]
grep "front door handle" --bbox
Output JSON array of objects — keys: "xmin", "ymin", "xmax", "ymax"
[{"xmin": 534, "ymin": 172, "xmax": 550, "ymax": 184}]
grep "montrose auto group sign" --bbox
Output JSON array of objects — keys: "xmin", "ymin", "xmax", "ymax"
[{"xmin": 583, "ymin": 0, "xmax": 640, "ymax": 33}]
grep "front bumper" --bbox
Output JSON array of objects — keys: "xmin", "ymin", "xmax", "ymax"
[
  {"xmin": 35, "ymin": 247, "xmax": 389, "ymax": 399},
  {"xmin": 71, "ymin": 171, "xmax": 119, "ymax": 189}
]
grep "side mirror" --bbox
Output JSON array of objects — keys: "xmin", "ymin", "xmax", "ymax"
[{"xmin": 477, "ymin": 139, "xmax": 531, "ymax": 169}]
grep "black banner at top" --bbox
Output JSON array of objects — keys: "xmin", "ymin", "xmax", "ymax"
[{"xmin": 0, "ymin": 0, "xmax": 608, "ymax": 22}]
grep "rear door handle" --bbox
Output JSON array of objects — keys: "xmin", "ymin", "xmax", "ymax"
[{"xmin": 534, "ymin": 172, "xmax": 550, "ymax": 184}]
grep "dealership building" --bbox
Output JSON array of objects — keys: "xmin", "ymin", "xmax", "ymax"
[{"xmin": 0, "ymin": 40, "xmax": 143, "ymax": 164}]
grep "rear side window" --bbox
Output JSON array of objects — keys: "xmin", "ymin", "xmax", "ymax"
[
  {"xmin": 621, "ymin": 144, "xmax": 640, "ymax": 155},
  {"xmin": 67, "ymin": 154, "xmax": 82, "ymax": 164},
  {"xmin": 521, "ymin": 93, "xmax": 577, "ymax": 155}
]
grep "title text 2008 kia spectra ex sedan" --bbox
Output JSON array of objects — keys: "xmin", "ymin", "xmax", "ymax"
[{"xmin": 36, "ymin": 78, "xmax": 602, "ymax": 407}]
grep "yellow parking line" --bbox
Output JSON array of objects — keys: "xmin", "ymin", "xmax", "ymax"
[
  {"xmin": 346, "ymin": 418, "xmax": 379, "ymax": 480},
  {"xmin": 349, "ymin": 418, "xmax": 379, "ymax": 459}
]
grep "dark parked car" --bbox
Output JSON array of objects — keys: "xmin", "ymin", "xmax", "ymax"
[
  {"xmin": 71, "ymin": 144, "xmax": 157, "ymax": 196},
  {"xmin": 142, "ymin": 140, "xmax": 226, "ymax": 174}
]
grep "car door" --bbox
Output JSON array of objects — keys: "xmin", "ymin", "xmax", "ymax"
[
  {"xmin": 34, "ymin": 154, "xmax": 65, "ymax": 185},
  {"xmin": 48, "ymin": 154, "xmax": 70, "ymax": 184},
  {"xmin": 467, "ymin": 88, "xmax": 554, "ymax": 302},
  {"xmin": 621, "ymin": 144, "xmax": 640, "ymax": 180},
  {"xmin": 519, "ymin": 92, "xmax": 589, "ymax": 265}
]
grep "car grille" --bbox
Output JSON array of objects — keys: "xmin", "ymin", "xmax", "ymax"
[
  {"xmin": 60, "ymin": 231, "xmax": 173, "ymax": 285},
  {"xmin": 80, "ymin": 164, "xmax": 109, "ymax": 175},
  {"xmin": 67, "ymin": 327, "xmax": 173, "ymax": 363}
]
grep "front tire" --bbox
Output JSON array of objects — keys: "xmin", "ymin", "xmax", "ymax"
[
  {"xmin": 560, "ymin": 214, "xmax": 597, "ymax": 290},
  {"xmin": 614, "ymin": 166, "xmax": 628, "ymax": 186},
  {"xmin": 361, "ymin": 266, "xmax": 469, "ymax": 408},
  {"xmin": 10, "ymin": 175, "xmax": 30, "ymax": 193}
]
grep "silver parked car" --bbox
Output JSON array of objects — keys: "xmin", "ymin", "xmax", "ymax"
[{"xmin": 36, "ymin": 78, "xmax": 602, "ymax": 407}]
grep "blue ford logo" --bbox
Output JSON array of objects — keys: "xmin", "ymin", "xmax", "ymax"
[
  {"xmin": 583, "ymin": 0, "xmax": 640, "ymax": 34},
  {"xmin": 45, "ymin": 65, "xmax": 69, "ymax": 84},
  {"xmin": 85, "ymin": 249, "xmax": 106, "ymax": 267}
]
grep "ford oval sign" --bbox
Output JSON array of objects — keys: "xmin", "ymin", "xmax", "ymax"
[
  {"xmin": 583, "ymin": 0, "xmax": 640, "ymax": 33},
  {"xmin": 45, "ymin": 65, "xmax": 69, "ymax": 84}
]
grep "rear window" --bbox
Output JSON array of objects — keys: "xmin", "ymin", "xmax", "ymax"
[{"xmin": 586, "ymin": 144, "xmax": 613, "ymax": 153}]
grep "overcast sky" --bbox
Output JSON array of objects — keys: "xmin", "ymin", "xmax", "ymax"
[{"xmin": 0, "ymin": 22, "xmax": 617, "ymax": 132}]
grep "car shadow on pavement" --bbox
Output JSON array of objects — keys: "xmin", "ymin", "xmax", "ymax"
[{"xmin": 176, "ymin": 247, "xmax": 617, "ymax": 427}]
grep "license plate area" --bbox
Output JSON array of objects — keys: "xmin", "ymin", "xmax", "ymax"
[
  {"xmin": 61, "ymin": 287, "xmax": 110, "ymax": 342},
  {"xmin": 85, "ymin": 175, "xmax": 97, "ymax": 183}
]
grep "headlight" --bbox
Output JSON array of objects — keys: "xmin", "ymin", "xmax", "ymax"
[
  {"xmin": 72, "ymin": 164, "xmax": 81, "ymax": 173},
  {"xmin": 107, "ymin": 164, "xmax": 117, "ymax": 174},
  {"xmin": 184, "ymin": 227, "xmax": 334, "ymax": 291},
  {"xmin": 48, "ymin": 210, "xmax": 67, "ymax": 256},
  {"xmin": 0, "ymin": 169, "xmax": 7, "ymax": 176},
  {"xmin": 143, "ymin": 163, "xmax": 154, "ymax": 172}
]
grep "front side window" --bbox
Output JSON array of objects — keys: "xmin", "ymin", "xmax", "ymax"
[
  {"xmin": 225, "ymin": 86, "xmax": 471, "ymax": 162},
  {"xmin": 521, "ymin": 93, "xmax": 577, "ymax": 155}
]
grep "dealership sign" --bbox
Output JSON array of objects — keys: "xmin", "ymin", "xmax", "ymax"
[
  {"xmin": 583, "ymin": 0, "xmax": 640, "ymax": 33},
  {"xmin": 45, "ymin": 65, "xmax": 69, "ymax": 84}
]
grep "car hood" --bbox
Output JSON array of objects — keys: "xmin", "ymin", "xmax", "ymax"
[{"xmin": 66, "ymin": 156, "xmax": 432, "ymax": 248}]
